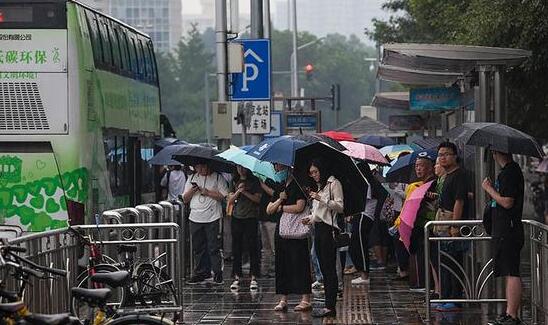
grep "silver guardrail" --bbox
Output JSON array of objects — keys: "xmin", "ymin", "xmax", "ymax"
[
  {"xmin": 2, "ymin": 222, "xmax": 184, "ymax": 323},
  {"xmin": 522, "ymin": 220, "xmax": 548, "ymax": 325},
  {"xmin": 424, "ymin": 219, "xmax": 548, "ymax": 324}
]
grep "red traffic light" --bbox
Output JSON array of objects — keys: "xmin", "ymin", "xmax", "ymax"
[{"xmin": 304, "ymin": 64, "xmax": 314, "ymax": 73}]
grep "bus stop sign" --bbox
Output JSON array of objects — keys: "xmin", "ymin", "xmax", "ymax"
[{"xmin": 231, "ymin": 39, "xmax": 271, "ymax": 101}]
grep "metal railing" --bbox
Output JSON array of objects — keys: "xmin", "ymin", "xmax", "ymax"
[
  {"xmin": 0, "ymin": 200, "xmax": 188, "ymax": 324},
  {"xmin": 424, "ymin": 219, "xmax": 548, "ymax": 324}
]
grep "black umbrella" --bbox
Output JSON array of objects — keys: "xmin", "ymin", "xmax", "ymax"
[
  {"xmin": 172, "ymin": 144, "xmax": 234, "ymax": 173},
  {"xmin": 293, "ymin": 134, "xmax": 347, "ymax": 151},
  {"xmin": 294, "ymin": 142, "xmax": 369, "ymax": 216},
  {"xmin": 154, "ymin": 138, "xmax": 188, "ymax": 148},
  {"xmin": 447, "ymin": 123, "xmax": 543, "ymax": 158},
  {"xmin": 149, "ymin": 143, "xmax": 190, "ymax": 166}
]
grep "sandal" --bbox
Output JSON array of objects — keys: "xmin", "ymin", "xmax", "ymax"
[
  {"xmin": 344, "ymin": 266, "xmax": 357, "ymax": 275},
  {"xmin": 294, "ymin": 301, "xmax": 312, "ymax": 311},
  {"xmin": 274, "ymin": 300, "xmax": 288, "ymax": 312}
]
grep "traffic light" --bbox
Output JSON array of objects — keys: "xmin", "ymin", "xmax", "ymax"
[{"xmin": 305, "ymin": 63, "xmax": 314, "ymax": 81}]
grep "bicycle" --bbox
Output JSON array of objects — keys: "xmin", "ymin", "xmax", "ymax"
[
  {"xmin": 0, "ymin": 242, "xmax": 79, "ymax": 325},
  {"xmin": 69, "ymin": 228, "xmax": 179, "ymax": 321}
]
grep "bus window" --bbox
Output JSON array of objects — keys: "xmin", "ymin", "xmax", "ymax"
[
  {"xmin": 104, "ymin": 133, "xmax": 128, "ymax": 195},
  {"xmin": 97, "ymin": 17, "xmax": 112, "ymax": 66},
  {"xmin": 85, "ymin": 10, "xmax": 102, "ymax": 65},
  {"xmin": 118, "ymin": 28, "xmax": 130, "ymax": 73},
  {"xmin": 135, "ymin": 38, "xmax": 144, "ymax": 80},
  {"xmin": 147, "ymin": 42, "xmax": 158, "ymax": 85},
  {"xmin": 107, "ymin": 22, "xmax": 121, "ymax": 70},
  {"xmin": 122, "ymin": 32, "xmax": 133, "ymax": 73},
  {"xmin": 141, "ymin": 137, "xmax": 154, "ymax": 193},
  {"xmin": 140, "ymin": 39, "xmax": 152, "ymax": 82},
  {"xmin": 128, "ymin": 35, "xmax": 138, "ymax": 77}
]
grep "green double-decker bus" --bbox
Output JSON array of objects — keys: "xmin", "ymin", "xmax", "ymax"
[{"xmin": 0, "ymin": 0, "xmax": 161, "ymax": 232}]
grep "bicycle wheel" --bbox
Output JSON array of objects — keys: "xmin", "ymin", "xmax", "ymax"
[
  {"xmin": 71, "ymin": 264, "xmax": 125, "ymax": 321},
  {"xmin": 106, "ymin": 314, "xmax": 173, "ymax": 325},
  {"xmin": 133, "ymin": 263, "xmax": 178, "ymax": 307}
]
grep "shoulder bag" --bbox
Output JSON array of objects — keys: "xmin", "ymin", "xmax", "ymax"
[{"xmin": 329, "ymin": 182, "xmax": 351, "ymax": 248}]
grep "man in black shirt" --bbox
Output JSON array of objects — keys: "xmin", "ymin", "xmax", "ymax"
[
  {"xmin": 482, "ymin": 151, "xmax": 524, "ymax": 325},
  {"xmin": 435, "ymin": 141, "xmax": 467, "ymax": 312}
]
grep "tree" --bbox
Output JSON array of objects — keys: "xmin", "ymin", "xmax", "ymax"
[
  {"xmin": 157, "ymin": 24, "xmax": 214, "ymax": 142},
  {"xmin": 270, "ymin": 30, "xmax": 377, "ymax": 130},
  {"xmin": 367, "ymin": 0, "xmax": 548, "ymax": 139}
]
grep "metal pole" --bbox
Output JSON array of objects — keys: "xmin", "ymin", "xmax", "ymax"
[
  {"xmin": 250, "ymin": 0, "xmax": 263, "ymax": 38},
  {"xmin": 290, "ymin": 0, "xmax": 298, "ymax": 97},
  {"xmin": 263, "ymin": 0, "xmax": 271, "ymax": 38},
  {"xmin": 229, "ymin": 0, "xmax": 239, "ymax": 33},
  {"xmin": 494, "ymin": 66, "xmax": 505, "ymax": 124},
  {"xmin": 204, "ymin": 72, "xmax": 211, "ymax": 144},
  {"xmin": 215, "ymin": 0, "xmax": 228, "ymax": 102}
]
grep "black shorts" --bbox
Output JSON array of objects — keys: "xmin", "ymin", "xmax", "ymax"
[{"xmin": 492, "ymin": 233, "xmax": 524, "ymax": 277}]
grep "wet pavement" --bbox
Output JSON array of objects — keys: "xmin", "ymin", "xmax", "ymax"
[{"xmin": 180, "ymin": 264, "xmax": 519, "ymax": 324}]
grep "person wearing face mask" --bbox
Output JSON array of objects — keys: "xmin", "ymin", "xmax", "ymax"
[{"xmin": 266, "ymin": 163, "xmax": 312, "ymax": 313}]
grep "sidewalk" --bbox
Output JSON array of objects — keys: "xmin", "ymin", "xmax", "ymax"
[{"xmin": 181, "ymin": 264, "xmax": 513, "ymax": 324}]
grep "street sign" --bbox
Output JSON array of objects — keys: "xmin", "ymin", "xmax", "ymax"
[
  {"xmin": 410, "ymin": 87, "xmax": 461, "ymax": 111},
  {"xmin": 284, "ymin": 111, "xmax": 321, "ymax": 135},
  {"xmin": 231, "ymin": 101, "xmax": 271, "ymax": 134},
  {"xmin": 231, "ymin": 39, "xmax": 271, "ymax": 101},
  {"xmin": 264, "ymin": 111, "xmax": 282, "ymax": 138}
]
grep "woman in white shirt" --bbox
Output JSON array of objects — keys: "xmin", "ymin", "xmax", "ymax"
[{"xmin": 302, "ymin": 159, "xmax": 344, "ymax": 318}]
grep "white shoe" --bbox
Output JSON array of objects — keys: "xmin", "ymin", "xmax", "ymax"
[
  {"xmin": 230, "ymin": 279, "xmax": 239, "ymax": 290},
  {"xmin": 351, "ymin": 277, "xmax": 370, "ymax": 285},
  {"xmin": 249, "ymin": 280, "xmax": 258, "ymax": 291},
  {"xmin": 312, "ymin": 281, "xmax": 324, "ymax": 290}
]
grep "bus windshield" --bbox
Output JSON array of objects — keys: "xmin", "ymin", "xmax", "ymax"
[{"xmin": 0, "ymin": 2, "xmax": 66, "ymax": 29}]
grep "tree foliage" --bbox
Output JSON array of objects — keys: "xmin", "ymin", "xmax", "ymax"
[
  {"xmin": 157, "ymin": 24, "xmax": 214, "ymax": 143},
  {"xmin": 367, "ymin": 0, "xmax": 548, "ymax": 139},
  {"xmin": 158, "ymin": 26, "xmax": 377, "ymax": 142}
]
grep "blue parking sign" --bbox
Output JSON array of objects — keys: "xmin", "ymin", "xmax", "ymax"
[{"xmin": 231, "ymin": 39, "xmax": 271, "ymax": 101}]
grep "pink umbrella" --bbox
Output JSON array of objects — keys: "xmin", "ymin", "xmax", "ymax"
[
  {"xmin": 398, "ymin": 180, "xmax": 434, "ymax": 251},
  {"xmin": 536, "ymin": 158, "xmax": 548, "ymax": 173},
  {"xmin": 340, "ymin": 141, "xmax": 389, "ymax": 165}
]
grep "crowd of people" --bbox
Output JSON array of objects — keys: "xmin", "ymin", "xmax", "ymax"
[{"xmin": 160, "ymin": 140, "xmax": 526, "ymax": 324}]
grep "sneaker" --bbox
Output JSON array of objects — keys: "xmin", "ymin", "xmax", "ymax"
[
  {"xmin": 369, "ymin": 262, "xmax": 386, "ymax": 271},
  {"xmin": 409, "ymin": 286, "xmax": 426, "ymax": 293},
  {"xmin": 312, "ymin": 281, "xmax": 324, "ymax": 290},
  {"xmin": 187, "ymin": 274, "xmax": 206, "ymax": 284},
  {"xmin": 230, "ymin": 279, "xmax": 239, "ymax": 290},
  {"xmin": 488, "ymin": 314, "xmax": 523, "ymax": 325},
  {"xmin": 249, "ymin": 280, "xmax": 259, "ymax": 291},
  {"xmin": 435, "ymin": 303, "xmax": 461, "ymax": 312},
  {"xmin": 213, "ymin": 273, "xmax": 223, "ymax": 285},
  {"xmin": 351, "ymin": 277, "xmax": 370, "ymax": 285}
]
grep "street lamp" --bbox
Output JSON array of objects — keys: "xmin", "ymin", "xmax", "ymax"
[{"xmin": 290, "ymin": 37, "xmax": 326, "ymax": 97}]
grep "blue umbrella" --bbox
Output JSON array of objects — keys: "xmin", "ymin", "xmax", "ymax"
[
  {"xmin": 247, "ymin": 136, "xmax": 307, "ymax": 167},
  {"xmin": 386, "ymin": 148, "xmax": 438, "ymax": 183},
  {"xmin": 217, "ymin": 147, "xmax": 283, "ymax": 182},
  {"xmin": 155, "ymin": 138, "xmax": 188, "ymax": 148},
  {"xmin": 357, "ymin": 135, "xmax": 397, "ymax": 148},
  {"xmin": 148, "ymin": 143, "xmax": 190, "ymax": 165}
]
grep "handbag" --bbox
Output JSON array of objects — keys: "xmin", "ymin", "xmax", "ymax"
[
  {"xmin": 279, "ymin": 207, "xmax": 311, "ymax": 239},
  {"xmin": 433, "ymin": 208, "xmax": 453, "ymax": 236},
  {"xmin": 329, "ymin": 183, "xmax": 351, "ymax": 248}
]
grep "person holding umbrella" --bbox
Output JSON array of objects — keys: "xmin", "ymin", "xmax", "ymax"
[
  {"xmin": 482, "ymin": 151, "xmax": 525, "ymax": 325},
  {"xmin": 301, "ymin": 158, "xmax": 344, "ymax": 318},
  {"xmin": 266, "ymin": 163, "xmax": 312, "ymax": 312},
  {"xmin": 226, "ymin": 165, "xmax": 262, "ymax": 291},
  {"xmin": 182, "ymin": 159, "xmax": 229, "ymax": 285},
  {"xmin": 160, "ymin": 164, "xmax": 186, "ymax": 201}
]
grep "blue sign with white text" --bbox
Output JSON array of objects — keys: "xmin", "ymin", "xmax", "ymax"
[
  {"xmin": 410, "ymin": 87, "xmax": 461, "ymax": 111},
  {"xmin": 231, "ymin": 39, "xmax": 271, "ymax": 101}
]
